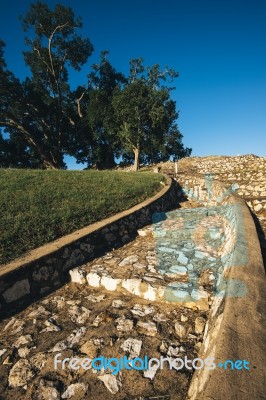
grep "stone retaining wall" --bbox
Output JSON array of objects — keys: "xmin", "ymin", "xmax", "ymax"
[
  {"xmin": 0, "ymin": 176, "xmax": 182, "ymax": 318},
  {"xmin": 179, "ymin": 174, "xmax": 266, "ymax": 400},
  {"xmin": 177, "ymin": 155, "xmax": 266, "ymax": 229}
]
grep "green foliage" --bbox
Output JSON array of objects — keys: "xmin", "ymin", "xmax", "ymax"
[
  {"xmin": 0, "ymin": 3, "xmax": 191, "ymax": 170},
  {"xmin": 0, "ymin": 169, "xmax": 163, "ymax": 264},
  {"xmin": 112, "ymin": 58, "xmax": 191, "ymax": 170},
  {"xmin": 0, "ymin": 131, "xmax": 41, "ymax": 168},
  {"xmin": 0, "ymin": 2, "xmax": 93, "ymax": 169},
  {"xmin": 74, "ymin": 52, "xmax": 126, "ymax": 169}
]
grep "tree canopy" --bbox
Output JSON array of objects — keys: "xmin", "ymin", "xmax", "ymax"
[
  {"xmin": 112, "ymin": 58, "xmax": 191, "ymax": 170},
  {"xmin": 0, "ymin": 2, "xmax": 93, "ymax": 169},
  {"xmin": 0, "ymin": 2, "xmax": 191, "ymax": 170}
]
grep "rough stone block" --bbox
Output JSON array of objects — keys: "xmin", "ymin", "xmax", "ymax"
[{"xmin": 3, "ymin": 280, "xmax": 30, "ymax": 303}]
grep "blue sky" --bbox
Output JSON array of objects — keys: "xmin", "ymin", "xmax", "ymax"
[{"xmin": 0, "ymin": 0, "xmax": 265, "ymax": 169}]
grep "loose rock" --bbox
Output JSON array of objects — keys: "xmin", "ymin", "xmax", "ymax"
[{"xmin": 8, "ymin": 359, "xmax": 35, "ymax": 387}]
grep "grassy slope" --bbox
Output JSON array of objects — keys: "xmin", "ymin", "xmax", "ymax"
[{"xmin": 0, "ymin": 169, "xmax": 164, "ymax": 265}]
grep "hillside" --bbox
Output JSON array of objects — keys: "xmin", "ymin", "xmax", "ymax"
[{"xmin": 0, "ymin": 169, "xmax": 164, "ymax": 265}]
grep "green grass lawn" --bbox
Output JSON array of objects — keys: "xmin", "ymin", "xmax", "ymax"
[{"xmin": 0, "ymin": 169, "xmax": 164, "ymax": 265}]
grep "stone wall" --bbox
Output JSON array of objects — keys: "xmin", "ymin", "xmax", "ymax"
[
  {"xmin": 0, "ymin": 176, "xmax": 182, "ymax": 318},
  {"xmin": 175, "ymin": 168, "xmax": 265, "ymax": 399},
  {"xmin": 177, "ymin": 154, "xmax": 266, "ymax": 231}
]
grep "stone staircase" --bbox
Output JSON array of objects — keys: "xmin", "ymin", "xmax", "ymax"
[{"xmin": 0, "ymin": 154, "xmax": 264, "ymax": 400}]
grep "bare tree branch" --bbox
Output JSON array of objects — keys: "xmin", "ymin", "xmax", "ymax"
[
  {"xmin": 76, "ymin": 91, "xmax": 85, "ymax": 118},
  {"xmin": 48, "ymin": 23, "xmax": 68, "ymax": 81}
]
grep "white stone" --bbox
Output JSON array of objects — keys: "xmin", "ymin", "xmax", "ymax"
[
  {"xmin": 171, "ymin": 289, "xmax": 190, "ymax": 300},
  {"xmin": 177, "ymin": 253, "xmax": 188, "ymax": 265},
  {"xmin": 69, "ymin": 268, "xmax": 86, "ymax": 284},
  {"xmin": 146, "ymin": 255, "xmax": 158, "ymax": 263},
  {"xmin": 209, "ymin": 230, "xmax": 222, "ymax": 240},
  {"xmin": 101, "ymin": 276, "xmax": 121, "ymax": 291},
  {"xmin": 68, "ymin": 305, "xmax": 91, "ymax": 324},
  {"xmin": 120, "ymin": 338, "xmax": 142, "ymax": 359},
  {"xmin": 143, "ymin": 362, "xmax": 160, "ymax": 380},
  {"xmin": 137, "ymin": 321, "xmax": 157, "ymax": 337},
  {"xmin": 195, "ymin": 317, "xmax": 206, "ymax": 334},
  {"xmin": 143, "ymin": 276, "xmax": 157, "ymax": 282},
  {"xmin": 36, "ymin": 386, "xmax": 60, "ymax": 400},
  {"xmin": 8, "ymin": 359, "xmax": 35, "ymax": 387},
  {"xmin": 147, "ymin": 264, "xmax": 157, "ymax": 273},
  {"xmin": 80, "ymin": 340, "xmax": 97, "ymax": 358},
  {"xmin": 209, "ymin": 273, "xmax": 215, "ymax": 281},
  {"xmin": 116, "ymin": 316, "xmax": 133, "ymax": 332},
  {"xmin": 40, "ymin": 320, "xmax": 61, "ymax": 333},
  {"xmin": 191, "ymin": 288, "xmax": 208, "ymax": 300},
  {"xmin": 183, "ymin": 242, "xmax": 195, "ymax": 250},
  {"xmin": 153, "ymin": 230, "xmax": 166, "ymax": 238},
  {"xmin": 153, "ymin": 313, "xmax": 168, "ymax": 322},
  {"xmin": 28, "ymin": 306, "xmax": 51, "ymax": 318},
  {"xmin": 3, "ymin": 279, "xmax": 30, "ymax": 303},
  {"xmin": 92, "ymin": 312, "xmax": 105, "ymax": 327},
  {"xmin": 174, "ymin": 322, "xmax": 187, "ymax": 339},
  {"xmin": 159, "ymin": 340, "xmax": 169, "ymax": 353},
  {"xmin": 13, "ymin": 335, "xmax": 32, "ymax": 348},
  {"xmin": 157, "ymin": 285, "xmax": 166, "ymax": 299},
  {"xmin": 4, "ymin": 318, "xmax": 25, "ymax": 334},
  {"xmin": 158, "ymin": 246, "xmax": 176, "ymax": 254},
  {"xmin": 131, "ymin": 304, "xmax": 155, "ymax": 317},
  {"xmin": 211, "ymin": 291, "xmax": 225, "ymax": 317},
  {"xmin": 98, "ymin": 374, "xmax": 120, "ymax": 394},
  {"xmin": 194, "ymin": 251, "xmax": 209, "ymax": 259},
  {"xmin": 169, "ymin": 266, "xmax": 187, "ymax": 275},
  {"xmin": 86, "ymin": 272, "xmax": 101, "ymax": 287},
  {"xmin": 133, "ymin": 262, "xmax": 146, "ymax": 270},
  {"xmin": 85, "ymin": 294, "xmax": 104, "ymax": 303},
  {"xmin": 119, "ymin": 255, "xmax": 139, "ymax": 266},
  {"xmin": 112, "ymin": 299, "xmax": 125, "ymax": 308},
  {"xmin": 17, "ymin": 347, "xmax": 30, "ymax": 358},
  {"xmin": 159, "ymin": 340, "xmax": 168, "ymax": 353},
  {"xmin": 143, "ymin": 284, "xmax": 157, "ymax": 301},
  {"xmin": 30, "ymin": 352, "xmax": 46, "ymax": 371},
  {"xmin": 50, "ymin": 327, "xmax": 87, "ymax": 352},
  {"xmin": 167, "ymin": 346, "xmax": 179, "ymax": 357},
  {"xmin": 181, "ymin": 314, "xmax": 188, "ymax": 322},
  {"xmin": 191, "ymin": 289, "xmax": 209, "ymax": 311},
  {"xmin": 62, "ymin": 383, "xmax": 88, "ymax": 399},
  {"xmin": 122, "ymin": 278, "xmax": 141, "ymax": 296},
  {"xmin": 137, "ymin": 229, "xmax": 147, "ymax": 237},
  {"xmin": 49, "ymin": 296, "xmax": 65, "ymax": 309},
  {"xmin": 254, "ymin": 203, "xmax": 263, "ymax": 212}
]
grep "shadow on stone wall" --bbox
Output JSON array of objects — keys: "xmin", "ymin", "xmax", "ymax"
[
  {"xmin": 250, "ymin": 210, "xmax": 266, "ymax": 273},
  {"xmin": 0, "ymin": 178, "xmax": 186, "ymax": 320}
]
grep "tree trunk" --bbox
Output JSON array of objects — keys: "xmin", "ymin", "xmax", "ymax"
[
  {"xmin": 133, "ymin": 146, "xmax": 140, "ymax": 171},
  {"xmin": 41, "ymin": 150, "xmax": 64, "ymax": 169},
  {"xmin": 42, "ymin": 159, "xmax": 58, "ymax": 169}
]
